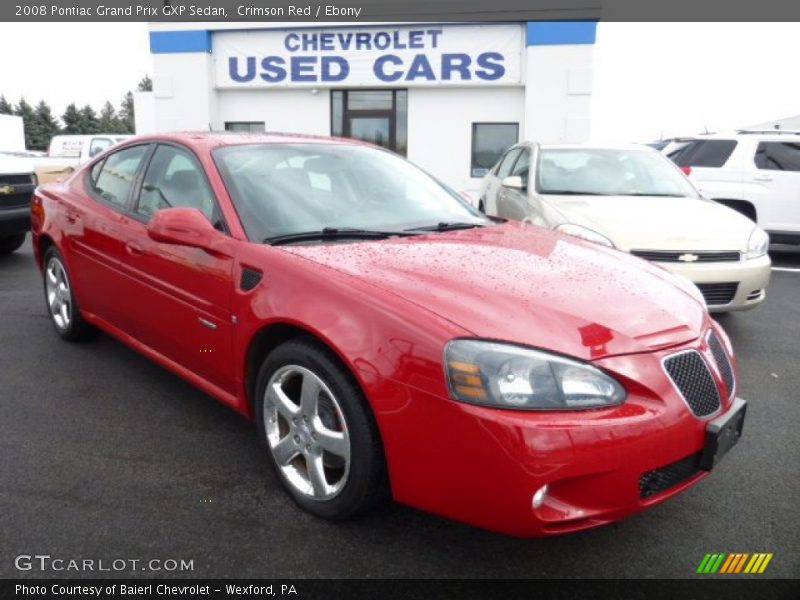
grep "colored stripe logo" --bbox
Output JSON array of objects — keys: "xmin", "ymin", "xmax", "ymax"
[{"xmin": 697, "ymin": 553, "xmax": 773, "ymax": 574}]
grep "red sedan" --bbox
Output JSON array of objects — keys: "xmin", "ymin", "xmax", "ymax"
[{"xmin": 30, "ymin": 133, "xmax": 746, "ymax": 536}]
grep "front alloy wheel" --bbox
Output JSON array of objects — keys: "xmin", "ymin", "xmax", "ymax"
[
  {"xmin": 264, "ymin": 365, "xmax": 351, "ymax": 500},
  {"xmin": 255, "ymin": 338, "xmax": 388, "ymax": 520}
]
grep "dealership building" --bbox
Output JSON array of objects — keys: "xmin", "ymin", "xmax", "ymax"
[{"xmin": 140, "ymin": 21, "xmax": 597, "ymax": 192}]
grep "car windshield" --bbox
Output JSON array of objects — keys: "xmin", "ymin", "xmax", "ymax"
[
  {"xmin": 537, "ymin": 148, "xmax": 699, "ymax": 198},
  {"xmin": 213, "ymin": 142, "xmax": 489, "ymax": 242}
]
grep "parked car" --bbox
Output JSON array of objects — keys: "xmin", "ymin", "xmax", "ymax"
[
  {"xmin": 0, "ymin": 154, "xmax": 36, "ymax": 254},
  {"xmin": 47, "ymin": 134, "xmax": 133, "ymax": 165},
  {"xmin": 479, "ymin": 142, "xmax": 771, "ymax": 312},
  {"xmin": 32, "ymin": 133, "xmax": 746, "ymax": 536},
  {"xmin": 665, "ymin": 130, "xmax": 800, "ymax": 244}
]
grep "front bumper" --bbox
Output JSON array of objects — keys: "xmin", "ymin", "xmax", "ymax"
[
  {"xmin": 382, "ymin": 335, "xmax": 742, "ymax": 536},
  {"xmin": 0, "ymin": 206, "xmax": 31, "ymax": 237},
  {"xmin": 660, "ymin": 255, "xmax": 771, "ymax": 311}
]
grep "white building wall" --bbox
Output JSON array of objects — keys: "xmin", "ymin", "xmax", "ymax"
[
  {"xmin": 524, "ymin": 45, "xmax": 594, "ymax": 143},
  {"xmin": 217, "ymin": 89, "xmax": 331, "ymax": 135},
  {"xmin": 408, "ymin": 87, "xmax": 525, "ymax": 193},
  {"xmin": 151, "ymin": 52, "xmax": 216, "ymax": 131}
]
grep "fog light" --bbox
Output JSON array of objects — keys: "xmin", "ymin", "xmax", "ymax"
[{"xmin": 532, "ymin": 484, "xmax": 549, "ymax": 509}]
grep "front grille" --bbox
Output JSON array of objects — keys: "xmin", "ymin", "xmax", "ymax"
[
  {"xmin": 631, "ymin": 250, "xmax": 741, "ymax": 263},
  {"xmin": 640, "ymin": 451, "xmax": 703, "ymax": 498},
  {"xmin": 0, "ymin": 173, "xmax": 34, "ymax": 185},
  {"xmin": 708, "ymin": 332, "xmax": 735, "ymax": 398},
  {"xmin": 664, "ymin": 351, "xmax": 721, "ymax": 417},
  {"xmin": 0, "ymin": 193, "xmax": 32, "ymax": 209},
  {"xmin": 696, "ymin": 282, "xmax": 739, "ymax": 306}
]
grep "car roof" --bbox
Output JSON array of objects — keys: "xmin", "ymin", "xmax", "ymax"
[
  {"xmin": 662, "ymin": 130, "xmax": 800, "ymax": 142},
  {"xmin": 121, "ymin": 131, "xmax": 371, "ymax": 152}
]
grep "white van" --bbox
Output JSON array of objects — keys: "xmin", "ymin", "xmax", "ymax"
[{"xmin": 47, "ymin": 134, "xmax": 133, "ymax": 165}]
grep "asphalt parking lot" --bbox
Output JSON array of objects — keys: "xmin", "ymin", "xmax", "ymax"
[{"xmin": 1, "ymin": 238, "xmax": 798, "ymax": 580}]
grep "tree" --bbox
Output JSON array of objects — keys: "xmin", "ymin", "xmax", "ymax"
[
  {"xmin": 31, "ymin": 101, "xmax": 60, "ymax": 151},
  {"xmin": 13, "ymin": 98, "xmax": 37, "ymax": 149},
  {"xmin": 98, "ymin": 101, "xmax": 120, "ymax": 132},
  {"xmin": 137, "ymin": 75, "xmax": 153, "ymax": 92},
  {"xmin": 119, "ymin": 91, "xmax": 135, "ymax": 134},
  {"xmin": 0, "ymin": 95, "xmax": 12, "ymax": 114},
  {"xmin": 79, "ymin": 105, "xmax": 100, "ymax": 134},
  {"xmin": 62, "ymin": 103, "xmax": 82, "ymax": 134}
]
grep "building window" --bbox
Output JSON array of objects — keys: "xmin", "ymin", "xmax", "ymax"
[
  {"xmin": 471, "ymin": 123, "xmax": 519, "ymax": 178},
  {"xmin": 331, "ymin": 90, "xmax": 407, "ymax": 156},
  {"xmin": 225, "ymin": 122, "xmax": 266, "ymax": 133}
]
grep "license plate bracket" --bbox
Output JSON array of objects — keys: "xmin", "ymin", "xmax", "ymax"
[{"xmin": 700, "ymin": 397, "xmax": 746, "ymax": 471}]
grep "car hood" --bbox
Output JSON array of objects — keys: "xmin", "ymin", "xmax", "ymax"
[
  {"xmin": 543, "ymin": 194, "xmax": 755, "ymax": 251},
  {"xmin": 283, "ymin": 222, "xmax": 707, "ymax": 361}
]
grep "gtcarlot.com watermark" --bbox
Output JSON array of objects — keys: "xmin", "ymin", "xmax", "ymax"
[{"xmin": 15, "ymin": 554, "xmax": 194, "ymax": 573}]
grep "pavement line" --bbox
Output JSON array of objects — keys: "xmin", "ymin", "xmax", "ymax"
[{"xmin": 771, "ymin": 267, "xmax": 800, "ymax": 272}]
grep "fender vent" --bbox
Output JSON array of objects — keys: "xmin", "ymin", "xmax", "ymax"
[{"xmin": 240, "ymin": 267, "xmax": 263, "ymax": 291}]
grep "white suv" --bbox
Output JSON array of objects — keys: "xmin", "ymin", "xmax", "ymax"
[{"xmin": 666, "ymin": 131, "xmax": 800, "ymax": 244}]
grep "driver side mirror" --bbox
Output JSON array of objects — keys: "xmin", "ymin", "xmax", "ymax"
[
  {"xmin": 502, "ymin": 175, "xmax": 526, "ymax": 191},
  {"xmin": 147, "ymin": 207, "xmax": 231, "ymax": 257}
]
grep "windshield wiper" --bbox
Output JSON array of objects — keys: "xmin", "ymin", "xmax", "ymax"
[
  {"xmin": 264, "ymin": 227, "xmax": 413, "ymax": 246},
  {"xmin": 405, "ymin": 221, "xmax": 486, "ymax": 232}
]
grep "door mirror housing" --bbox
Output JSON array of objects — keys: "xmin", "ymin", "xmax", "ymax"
[
  {"xmin": 147, "ymin": 207, "xmax": 226, "ymax": 255},
  {"xmin": 501, "ymin": 175, "xmax": 526, "ymax": 190}
]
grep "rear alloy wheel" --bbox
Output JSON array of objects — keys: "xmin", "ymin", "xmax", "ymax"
[
  {"xmin": 0, "ymin": 233, "xmax": 26, "ymax": 255},
  {"xmin": 255, "ymin": 338, "xmax": 388, "ymax": 519},
  {"xmin": 43, "ymin": 247, "xmax": 96, "ymax": 341}
]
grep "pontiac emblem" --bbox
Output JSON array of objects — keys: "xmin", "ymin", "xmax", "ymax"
[
  {"xmin": 0, "ymin": 185, "xmax": 15, "ymax": 195},
  {"xmin": 678, "ymin": 253, "xmax": 699, "ymax": 263}
]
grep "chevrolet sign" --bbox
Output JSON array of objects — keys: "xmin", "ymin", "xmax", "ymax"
[
  {"xmin": 0, "ymin": 185, "xmax": 15, "ymax": 195},
  {"xmin": 678, "ymin": 253, "xmax": 700, "ymax": 263}
]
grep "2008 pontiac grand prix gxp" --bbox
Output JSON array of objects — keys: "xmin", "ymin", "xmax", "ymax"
[{"xmin": 31, "ymin": 133, "xmax": 747, "ymax": 536}]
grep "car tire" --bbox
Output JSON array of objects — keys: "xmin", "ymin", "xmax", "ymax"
[
  {"xmin": 0, "ymin": 233, "xmax": 27, "ymax": 255},
  {"xmin": 42, "ymin": 246, "xmax": 96, "ymax": 341},
  {"xmin": 255, "ymin": 337, "xmax": 389, "ymax": 520}
]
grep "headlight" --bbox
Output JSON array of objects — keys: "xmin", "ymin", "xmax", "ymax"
[
  {"xmin": 445, "ymin": 339, "xmax": 626, "ymax": 410},
  {"xmin": 746, "ymin": 226, "xmax": 769, "ymax": 259},
  {"xmin": 555, "ymin": 223, "xmax": 615, "ymax": 248}
]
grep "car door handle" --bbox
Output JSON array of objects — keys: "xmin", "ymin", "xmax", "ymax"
[
  {"xmin": 754, "ymin": 176, "xmax": 773, "ymax": 182},
  {"xmin": 125, "ymin": 241, "xmax": 145, "ymax": 256}
]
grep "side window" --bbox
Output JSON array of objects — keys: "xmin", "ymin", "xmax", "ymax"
[
  {"xmin": 471, "ymin": 123, "xmax": 519, "ymax": 178},
  {"xmin": 89, "ymin": 137, "xmax": 113, "ymax": 158},
  {"xmin": 754, "ymin": 142, "xmax": 800, "ymax": 171},
  {"xmin": 496, "ymin": 148, "xmax": 522, "ymax": 179},
  {"xmin": 674, "ymin": 140, "xmax": 737, "ymax": 168},
  {"xmin": 510, "ymin": 149, "xmax": 530, "ymax": 187},
  {"xmin": 136, "ymin": 145, "xmax": 218, "ymax": 222},
  {"xmin": 92, "ymin": 145, "xmax": 149, "ymax": 209}
]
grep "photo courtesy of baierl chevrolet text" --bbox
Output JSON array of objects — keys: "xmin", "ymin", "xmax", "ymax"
[{"xmin": 0, "ymin": 1, "xmax": 798, "ymax": 599}]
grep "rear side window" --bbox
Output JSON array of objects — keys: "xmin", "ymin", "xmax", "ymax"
[
  {"xmin": 672, "ymin": 140, "xmax": 737, "ymax": 168},
  {"xmin": 92, "ymin": 145, "xmax": 149, "ymax": 209},
  {"xmin": 754, "ymin": 142, "xmax": 800, "ymax": 171}
]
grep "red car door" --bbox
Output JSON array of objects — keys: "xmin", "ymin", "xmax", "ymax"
[
  {"xmin": 67, "ymin": 144, "xmax": 152, "ymax": 335},
  {"xmin": 118, "ymin": 143, "xmax": 237, "ymax": 395}
]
